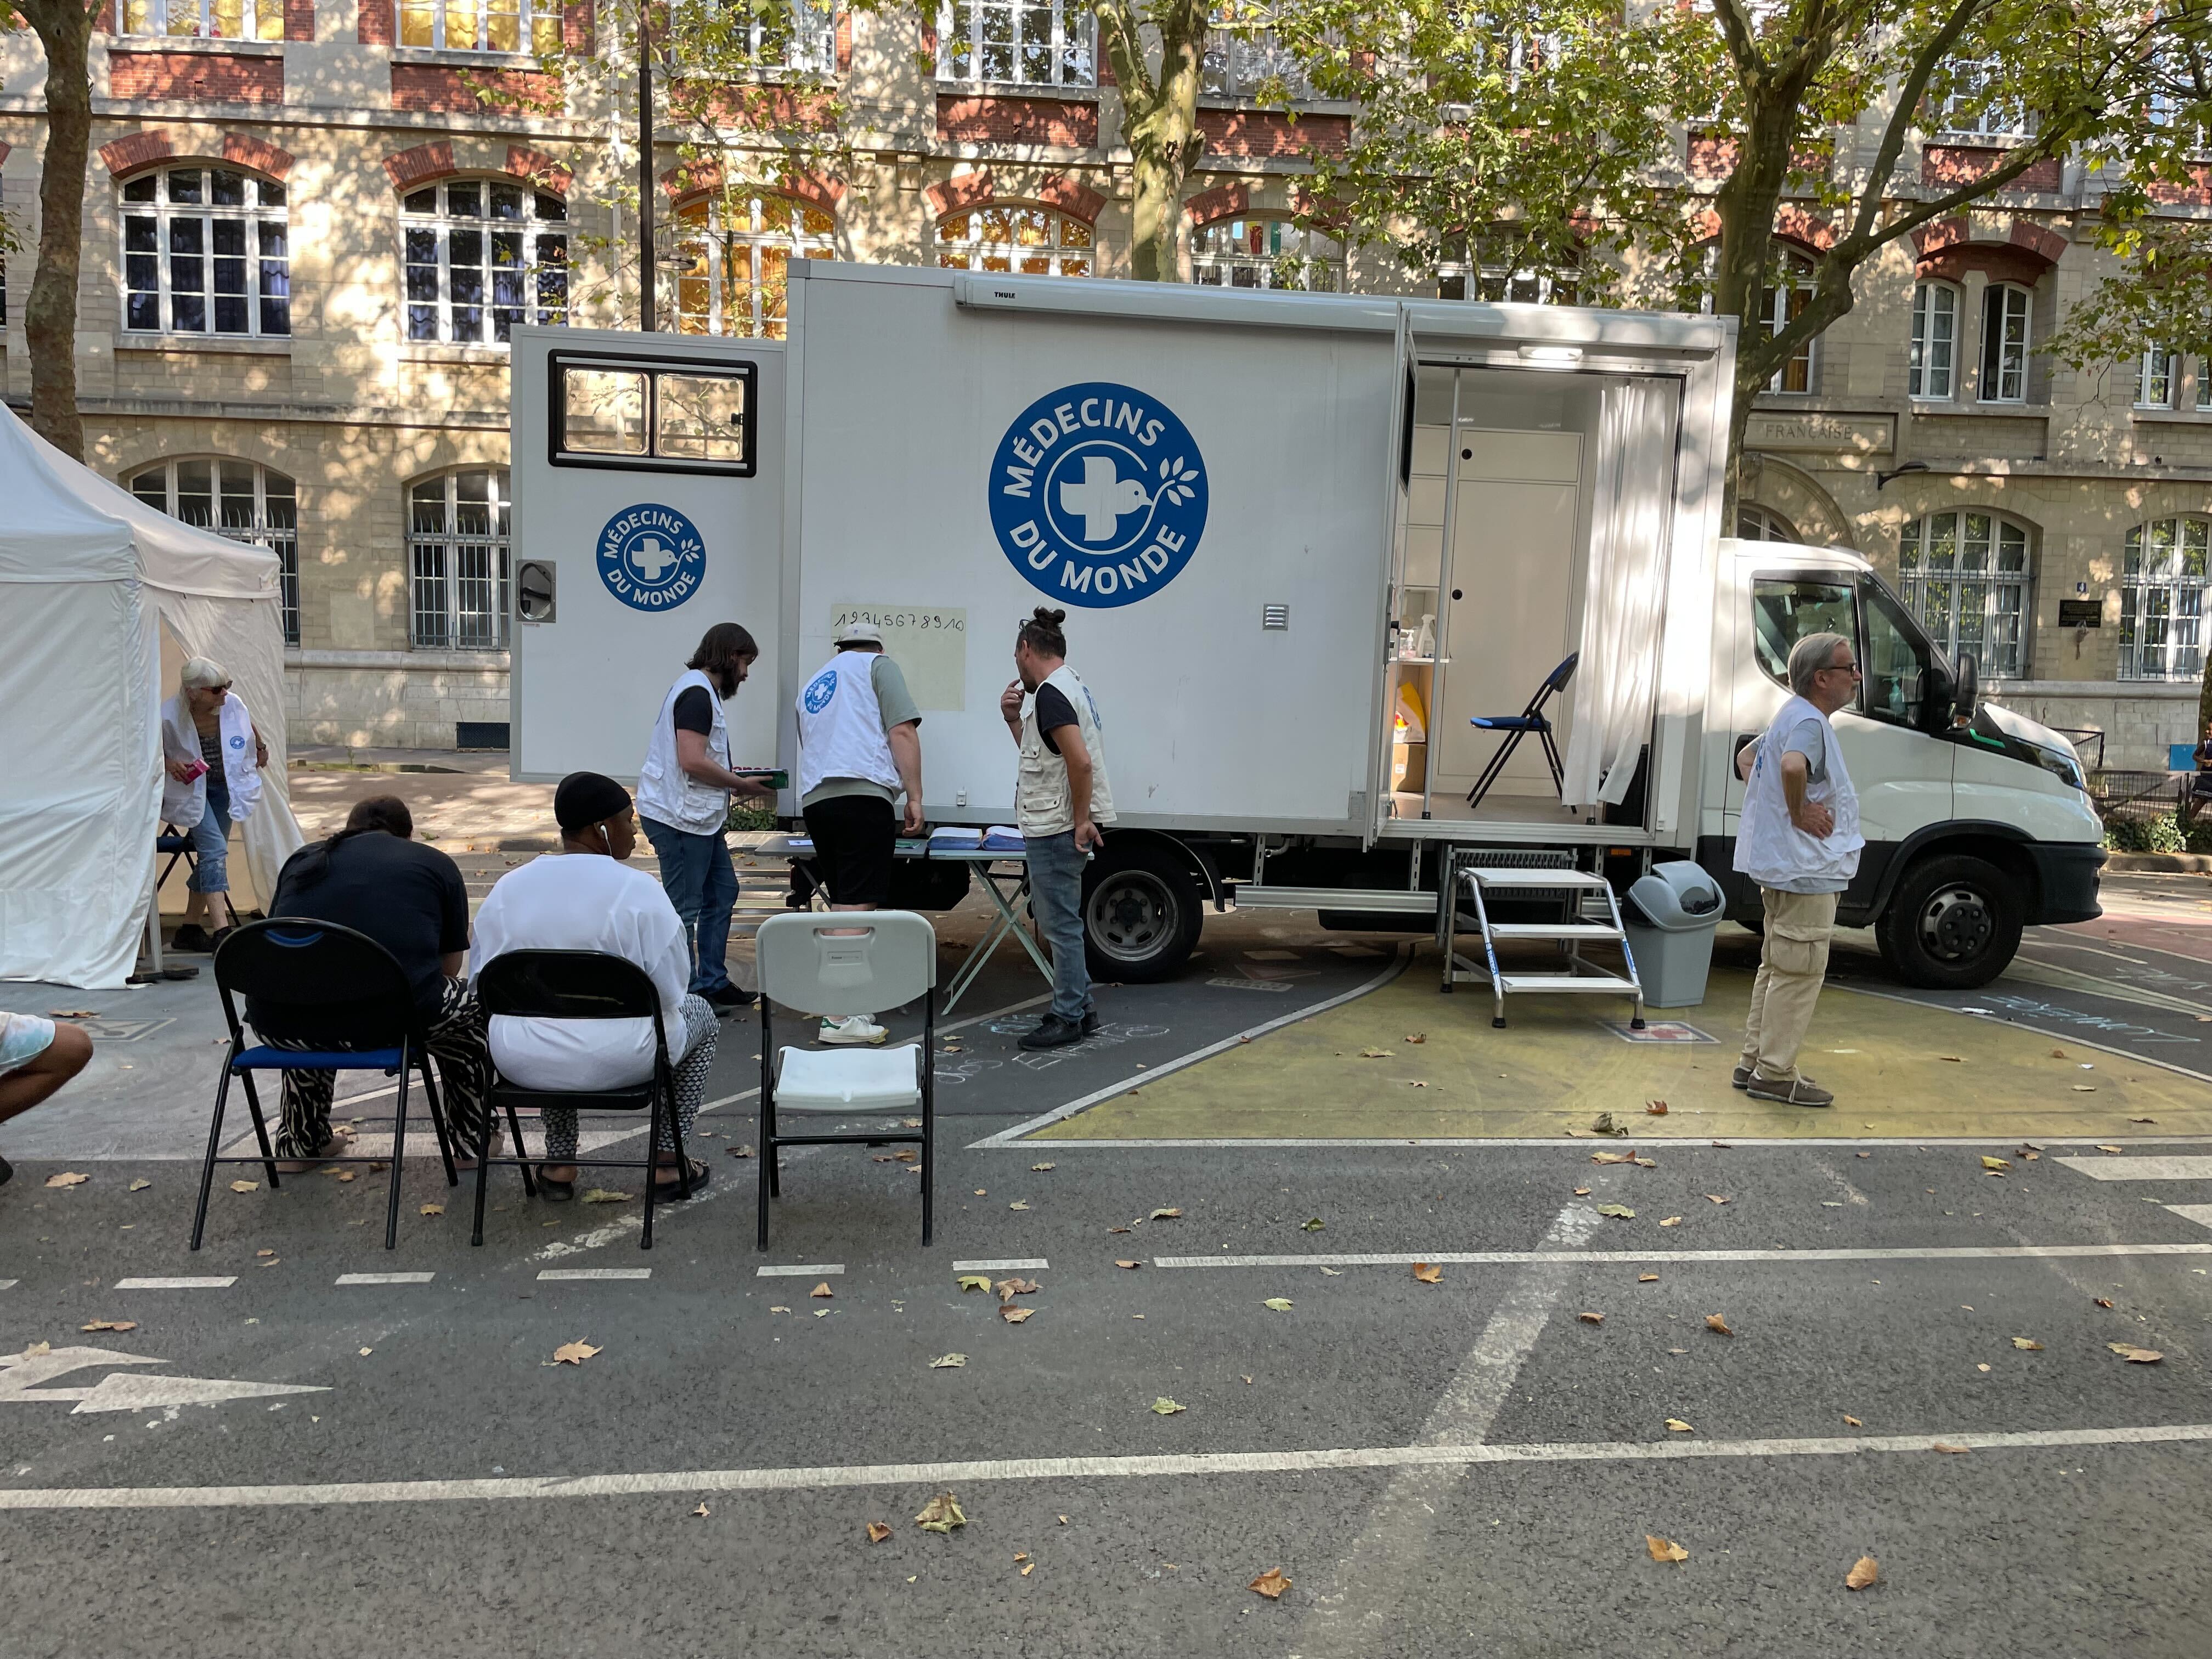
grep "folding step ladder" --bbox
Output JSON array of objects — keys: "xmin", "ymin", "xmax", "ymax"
[{"xmin": 1443, "ymin": 856, "xmax": 1645, "ymax": 1030}]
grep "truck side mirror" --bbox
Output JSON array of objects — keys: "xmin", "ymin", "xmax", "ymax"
[{"xmin": 1951, "ymin": 652, "xmax": 1978, "ymax": 725}]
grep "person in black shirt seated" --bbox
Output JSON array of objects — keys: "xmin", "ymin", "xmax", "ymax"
[{"xmin": 255, "ymin": 795, "xmax": 491, "ymax": 1171}]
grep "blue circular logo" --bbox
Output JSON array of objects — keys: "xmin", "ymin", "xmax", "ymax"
[
  {"xmin": 596, "ymin": 504, "xmax": 705, "ymax": 611},
  {"xmin": 803, "ymin": 667, "xmax": 838, "ymax": 714},
  {"xmin": 988, "ymin": 382, "xmax": 1207, "ymax": 610}
]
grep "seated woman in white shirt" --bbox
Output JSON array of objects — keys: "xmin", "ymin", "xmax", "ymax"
[{"xmin": 470, "ymin": 772, "xmax": 718, "ymax": 1200}]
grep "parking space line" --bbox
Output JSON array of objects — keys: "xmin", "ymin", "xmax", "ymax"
[
  {"xmin": 2057, "ymin": 1156, "xmax": 2212, "ymax": 1180},
  {"xmin": 951, "ymin": 1258, "xmax": 1049, "ymax": 1272},
  {"xmin": 4, "ymin": 1421, "xmax": 2207, "ymax": 1512},
  {"xmin": 0, "ymin": 1280, "xmax": 15, "ymax": 1291},
  {"xmin": 756, "ymin": 1264, "xmax": 844, "ymax": 1277},
  {"xmin": 334, "ymin": 1273, "xmax": 437, "ymax": 1286},
  {"xmin": 995, "ymin": 1135, "xmax": 2212, "ymax": 1150},
  {"xmin": 538, "ymin": 1268, "xmax": 653, "ymax": 1281},
  {"xmin": 1155, "ymin": 1243, "xmax": 2212, "ymax": 1268},
  {"xmin": 113, "ymin": 1277, "xmax": 236, "ymax": 1290},
  {"xmin": 2166, "ymin": 1205, "xmax": 2212, "ymax": 1229}
]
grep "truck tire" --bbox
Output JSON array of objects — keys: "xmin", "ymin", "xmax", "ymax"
[
  {"xmin": 1081, "ymin": 840, "xmax": 1205, "ymax": 984},
  {"xmin": 1874, "ymin": 854, "xmax": 2022, "ymax": 990}
]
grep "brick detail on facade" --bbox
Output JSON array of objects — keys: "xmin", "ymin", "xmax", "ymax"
[
  {"xmin": 1034, "ymin": 171, "xmax": 1104, "ymax": 222},
  {"xmin": 674, "ymin": 82, "xmax": 837, "ymax": 131},
  {"xmin": 1910, "ymin": 214, "xmax": 2066, "ymax": 283},
  {"xmin": 391, "ymin": 63, "xmax": 561, "ymax": 112},
  {"xmin": 1921, "ymin": 144, "xmax": 2063, "ymax": 193},
  {"xmin": 359, "ymin": 0, "xmax": 394, "ymax": 44},
  {"xmin": 284, "ymin": 0, "xmax": 314, "ymax": 40},
  {"xmin": 1771, "ymin": 205, "xmax": 1837, "ymax": 252},
  {"xmin": 110, "ymin": 50, "xmax": 283, "ymax": 104},
  {"xmin": 1293, "ymin": 184, "xmax": 1350, "ymax": 231},
  {"xmin": 563, "ymin": 0, "xmax": 594, "ymax": 52},
  {"xmin": 935, "ymin": 94, "xmax": 1098, "ymax": 148},
  {"xmin": 661, "ymin": 159, "xmax": 843, "ymax": 211},
  {"xmin": 221, "ymin": 131, "xmax": 296, "ymax": 178},
  {"xmin": 505, "ymin": 144, "xmax": 573, "ymax": 192},
  {"xmin": 1182, "ymin": 179, "xmax": 1251, "ymax": 226},
  {"xmin": 98, "ymin": 128, "xmax": 177, "ymax": 177},
  {"xmin": 2149, "ymin": 165, "xmax": 2212, "ymax": 208},
  {"xmin": 924, "ymin": 169, "xmax": 997, "ymax": 218},
  {"xmin": 383, "ymin": 139, "xmax": 458, "ymax": 191},
  {"xmin": 1685, "ymin": 133, "xmax": 1827, "ymax": 181},
  {"xmin": 834, "ymin": 10, "xmax": 851, "ymax": 74},
  {"xmin": 1198, "ymin": 108, "xmax": 1347, "ymax": 160}
]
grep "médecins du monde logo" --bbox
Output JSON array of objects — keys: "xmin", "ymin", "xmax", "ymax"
[
  {"xmin": 596, "ymin": 503, "xmax": 706, "ymax": 611},
  {"xmin": 988, "ymin": 381, "xmax": 1209, "ymax": 609}
]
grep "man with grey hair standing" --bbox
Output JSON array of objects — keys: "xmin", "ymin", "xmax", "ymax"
[{"xmin": 1731, "ymin": 630, "xmax": 1865, "ymax": 1107}]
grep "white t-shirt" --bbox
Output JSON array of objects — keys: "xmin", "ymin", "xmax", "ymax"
[{"xmin": 469, "ymin": 854, "xmax": 700, "ymax": 1091}]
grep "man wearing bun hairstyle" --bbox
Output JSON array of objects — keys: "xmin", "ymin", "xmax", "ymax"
[{"xmin": 1000, "ymin": 607, "xmax": 1116, "ymax": 1051}]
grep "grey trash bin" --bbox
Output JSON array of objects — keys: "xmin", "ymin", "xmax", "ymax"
[{"xmin": 1622, "ymin": 861, "xmax": 1725, "ymax": 1009}]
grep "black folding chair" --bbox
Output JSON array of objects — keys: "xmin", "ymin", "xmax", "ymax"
[
  {"xmin": 193, "ymin": 920, "xmax": 459, "ymax": 1252},
  {"xmin": 1464, "ymin": 651, "xmax": 1579, "ymax": 810},
  {"xmin": 471, "ymin": 950, "xmax": 692, "ymax": 1250},
  {"xmin": 156, "ymin": 822, "xmax": 197, "ymax": 891}
]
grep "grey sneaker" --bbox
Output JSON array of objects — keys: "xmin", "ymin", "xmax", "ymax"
[
  {"xmin": 1744, "ymin": 1074, "xmax": 1834, "ymax": 1107},
  {"xmin": 1731, "ymin": 1065, "xmax": 1754, "ymax": 1090}
]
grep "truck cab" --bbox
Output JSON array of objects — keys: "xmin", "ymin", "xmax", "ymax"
[{"xmin": 1702, "ymin": 538, "xmax": 2104, "ymax": 988}]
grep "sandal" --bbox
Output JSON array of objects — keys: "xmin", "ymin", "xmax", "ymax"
[
  {"xmin": 537, "ymin": 1170, "xmax": 576, "ymax": 1202},
  {"xmin": 654, "ymin": 1157, "xmax": 711, "ymax": 1198}
]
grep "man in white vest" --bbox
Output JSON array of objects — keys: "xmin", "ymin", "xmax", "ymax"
[
  {"xmin": 636, "ymin": 622, "xmax": 777, "ymax": 1013},
  {"xmin": 1732, "ymin": 630, "xmax": 1865, "ymax": 1107},
  {"xmin": 795, "ymin": 620, "xmax": 925, "ymax": 1045},
  {"xmin": 999, "ymin": 606, "xmax": 1115, "ymax": 1052}
]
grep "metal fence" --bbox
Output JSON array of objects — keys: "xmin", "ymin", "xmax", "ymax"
[{"xmin": 2085, "ymin": 769, "xmax": 2189, "ymax": 828}]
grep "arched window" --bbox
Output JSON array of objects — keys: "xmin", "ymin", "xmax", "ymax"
[
  {"xmin": 408, "ymin": 469, "xmax": 512, "ymax": 651},
  {"xmin": 1736, "ymin": 504, "xmax": 1798, "ymax": 542},
  {"xmin": 1979, "ymin": 282, "xmax": 2031, "ymax": 403},
  {"xmin": 1909, "ymin": 281, "xmax": 1960, "ymax": 400},
  {"xmin": 1192, "ymin": 217, "xmax": 1341, "ymax": 291},
  {"xmin": 402, "ymin": 179, "xmax": 568, "ymax": 345},
  {"xmin": 130, "ymin": 460, "xmax": 299, "ymax": 645},
  {"xmin": 935, "ymin": 203, "xmax": 1094, "ymax": 276},
  {"xmin": 674, "ymin": 194, "xmax": 835, "ymax": 339},
  {"xmin": 2120, "ymin": 516, "xmax": 2212, "ymax": 681},
  {"xmin": 121, "ymin": 164, "xmax": 289, "ymax": 337},
  {"xmin": 1899, "ymin": 509, "xmax": 2032, "ymax": 678}
]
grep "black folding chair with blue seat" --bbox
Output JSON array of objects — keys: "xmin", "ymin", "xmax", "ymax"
[
  {"xmin": 1464, "ymin": 651, "xmax": 1579, "ymax": 810},
  {"xmin": 192, "ymin": 920, "xmax": 460, "ymax": 1251},
  {"xmin": 156, "ymin": 823, "xmax": 196, "ymax": 891},
  {"xmin": 755, "ymin": 911, "xmax": 936, "ymax": 1250},
  {"xmin": 470, "ymin": 949, "xmax": 691, "ymax": 1250}
]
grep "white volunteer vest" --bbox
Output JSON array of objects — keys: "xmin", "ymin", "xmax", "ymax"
[
  {"xmin": 1734, "ymin": 693, "xmax": 1865, "ymax": 891},
  {"xmin": 636, "ymin": 668, "xmax": 733, "ymax": 835},
  {"xmin": 794, "ymin": 651, "xmax": 902, "ymax": 801},
  {"xmin": 160, "ymin": 693, "xmax": 261, "ymax": 830},
  {"xmin": 1017, "ymin": 664, "xmax": 1116, "ymax": 837}
]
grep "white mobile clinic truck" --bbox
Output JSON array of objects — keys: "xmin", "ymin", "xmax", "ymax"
[{"xmin": 506, "ymin": 262, "xmax": 2102, "ymax": 1005}]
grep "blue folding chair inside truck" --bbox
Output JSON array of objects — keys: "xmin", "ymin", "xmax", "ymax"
[{"xmin": 1464, "ymin": 652, "xmax": 1578, "ymax": 810}]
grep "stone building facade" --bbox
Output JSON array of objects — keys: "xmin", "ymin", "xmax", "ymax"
[{"xmin": 2, "ymin": 7, "xmax": 2208, "ymax": 763}]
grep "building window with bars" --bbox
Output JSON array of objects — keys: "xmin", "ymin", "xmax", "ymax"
[
  {"xmin": 121, "ymin": 0, "xmax": 283, "ymax": 38},
  {"xmin": 129, "ymin": 460, "xmax": 300, "ymax": 645},
  {"xmin": 121, "ymin": 166, "xmax": 289, "ymax": 338},
  {"xmin": 409, "ymin": 470, "xmax": 512, "ymax": 650},
  {"xmin": 935, "ymin": 204, "xmax": 1094, "ymax": 275},
  {"xmin": 399, "ymin": 0, "xmax": 562, "ymax": 53},
  {"xmin": 2120, "ymin": 517, "xmax": 2212, "ymax": 681},
  {"xmin": 403, "ymin": 179, "xmax": 568, "ymax": 345},
  {"xmin": 1192, "ymin": 217, "xmax": 1341, "ymax": 290},
  {"xmin": 1909, "ymin": 281, "xmax": 1959, "ymax": 399},
  {"xmin": 935, "ymin": 0, "xmax": 1093, "ymax": 86},
  {"xmin": 1899, "ymin": 509, "xmax": 2032, "ymax": 679},
  {"xmin": 1979, "ymin": 283, "xmax": 2031, "ymax": 403},
  {"xmin": 2137, "ymin": 347, "xmax": 2180, "ymax": 409},
  {"xmin": 674, "ymin": 195, "xmax": 835, "ymax": 338}
]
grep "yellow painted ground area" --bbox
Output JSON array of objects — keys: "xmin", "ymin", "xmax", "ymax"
[{"xmin": 1034, "ymin": 965, "xmax": 2212, "ymax": 1141}]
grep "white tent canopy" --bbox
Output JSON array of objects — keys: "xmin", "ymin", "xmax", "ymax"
[{"xmin": 0, "ymin": 404, "xmax": 303, "ymax": 989}]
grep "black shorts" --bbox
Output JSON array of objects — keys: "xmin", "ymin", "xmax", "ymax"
[{"xmin": 803, "ymin": 795, "xmax": 896, "ymax": 907}]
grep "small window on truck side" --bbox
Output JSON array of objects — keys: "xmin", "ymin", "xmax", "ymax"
[
  {"xmin": 550, "ymin": 352, "xmax": 755, "ymax": 476},
  {"xmin": 1859, "ymin": 575, "xmax": 1936, "ymax": 729}
]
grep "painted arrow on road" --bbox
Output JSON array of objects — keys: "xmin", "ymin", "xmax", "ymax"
[{"xmin": 1, "ymin": 1345, "xmax": 329, "ymax": 1414}]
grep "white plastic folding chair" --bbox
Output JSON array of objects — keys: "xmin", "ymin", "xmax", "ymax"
[{"xmin": 754, "ymin": 911, "xmax": 936, "ymax": 1249}]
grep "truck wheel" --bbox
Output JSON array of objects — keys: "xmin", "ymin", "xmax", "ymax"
[
  {"xmin": 1081, "ymin": 840, "xmax": 1205, "ymax": 984},
  {"xmin": 1875, "ymin": 854, "xmax": 2022, "ymax": 990}
]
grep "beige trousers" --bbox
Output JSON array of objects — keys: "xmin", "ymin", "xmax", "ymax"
[{"xmin": 1739, "ymin": 887, "xmax": 1839, "ymax": 1083}]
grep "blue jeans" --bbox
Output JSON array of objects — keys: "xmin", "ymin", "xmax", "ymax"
[
  {"xmin": 1024, "ymin": 831, "xmax": 1092, "ymax": 1024},
  {"xmin": 186, "ymin": 783, "xmax": 230, "ymax": 895},
  {"xmin": 641, "ymin": 816, "xmax": 737, "ymax": 995}
]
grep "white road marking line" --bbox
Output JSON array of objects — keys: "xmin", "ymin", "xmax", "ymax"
[
  {"xmin": 334, "ymin": 1273, "xmax": 436, "ymax": 1286},
  {"xmin": 756, "ymin": 1264, "xmax": 844, "ymax": 1277},
  {"xmin": 537, "ymin": 1268, "xmax": 653, "ymax": 1281},
  {"xmin": 7, "ymin": 1421, "xmax": 2203, "ymax": 1511},
  {"xmin": 2057, "ymin": 1155, "xmax": 2212, "ymax": 1181},
  {"xmin": 996, "ymin": 1135, "xmax": 2212, "ymax": 1150},
  {"xmin": 968, "ymin": 952, "xmax": 1411, "ymax": 1148},
  {"xmin": 112, "ymin": 1277, "xmax": 236, "ymax": 1290},
  {"xmin": 2166, "ymin": 1205, "xmax": 2212, "ymax": 1229},
  {"xmin": 1155, "ymin": 1244, "xmax": 2212, "ymax": 1268},
  {"xmin": 951, "ymin": 1258, "xmax": 1049, "ymax": 1272},
  {"xmin": 0, "ymin": 1281, "xmax": 15, "ymax": 1291}
]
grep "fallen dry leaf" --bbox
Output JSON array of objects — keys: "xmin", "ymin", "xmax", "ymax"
[
  {"xmin": 1263, "ymin": 1297, "xmax": 1294, "ymax": 1312},
  {"xmin": 902, "ymin": 1118, "xmax": 922, "ymax": 1129},
  {"xmin": 866, "ymin": 1521, "xmax": 893, "ymax": 1543},
  {"xmin": 1301, "ymin": 1218, "xmax": 1325, "ymax": 1232},
  {"xmin": 1591, "ymin": 1150, "xmax": 1635, "ymax": 1165},
  {"xmin": 1358, "ymin": 1048, "xmax": 1389, "ymax": 1059},
  {"xmin": 2096, "ymin": 1146, "xmax": 2124, "ymax": 1154},
  {"xmin": 1404, "ymin": 1032, "xmax": 1426, "ymax": 1045},
  {"xmin": 1595, "ymin": 1204, "xmax": 1637, "ymax": 1220},
  {"xmin": 1593, "ymin": 1111, "xmax": 1628, "ymax": 1136},
  {"xmin": 929, "ymin": 1353, "xmax": 967, "ymax": 1369},
  {"xmin": 1578, "ymin": 1311, "xmax": 1604, "ymax": 1325},
  {"xmin": 1151, "ymin": 1396, "xmax": 1187, "ymax": 1415},
  {"xmin": 1980, "ymin": 1156, "xmax": 2011, "ymax": 1172},
  {"xmin": 1939, "ymin": 1055, "xmax": 1963, "ymax": 1063},
  {"xmin": 336, "ymin": 1171, "xmax": 358, "ymax": 1183},
  {"xmin": 229, "ymin": 1180, "xmax": 258, "ymax": 1193},
  {"xmin": 358, "ymin": 1347, "xmax": 373, "ymax": 1357},
  {"xmin": 1932, "ymin": 1442, "xmax": 1971, "ymax": 1454},
  {"xmin": 80, "ymin": 1320, "xmax": 137, "ymax": 1333},
  {"xmin": 2130, "ymin": 1117, "xmax": 2158, "ymax": 1125},
  {"xmin": 915, "ymin": 1492, "xmax": 967, "ymax": 1533},
  {"xmin": 1001, "ymin": 1306, "xmax": 1035, "ymax": 1324},
  {"xmin": 996, "ymin": 1277, "xmax": 1041, "ymax": 1301},
  {"xmin": 1115, "ymin": 1260, "xmax": 1142, "ymax": 1270},
  {"xmin": 1632, "ymin": 1155, "xmax": 1657, "ymax": 1168},
  {"xmin": 1031, "ymin": 1163, "xmax": 1056, "ymax": 1172},
  {"xmin": 1658, "ymin": 1216, "xmax": 1683, "ymax": 1228},
  {"xmin": 2011, "ymin": 1337, "xmax": 2044, "ymax": 1351},
  {"xmin": 1646, "ymin": 1101, "xmax": 1669, "ymax": 1116},
  {"xmin": 1646, "ymin": 1535, "xmax": 1689, "ymax": 1564},
  {"xmin": 1705, "ymin": 1314, "xmax": 1734, "ymax": 1337},
  {"xmin": 1573, "ymin": 1187, "xmax": 1592, "ymax": 1196},
  {"xmin": 810, "ymin": 1282, "xmax": 834, "ymax": 1299},
  {"xmin": 551, "ymin": 1340, "xmax": 601, "ymax": 1365},
  {"xmin": 692, "ymin": 1503, "xmax": 710, "ymax": 1518},
  {"xmin": 2073, "ymin": 1086, "xmax": 2098, "ymax": 1093},
  {"xmin": 419, "ymin": 1203, "xmax": 444, "ymax": 1217},
  {"xmin": 958, "ymin": 1274, "xmax": 994, "ymax": 1292},
  {"xmin": 1705, "ymin": 1194, "xmax": 1730, "ymax": 1205},
  {"xmin": 1412, "ymin": 1262, "xmax": 1443, "ymax": 1284},
  {"xmin": 44, "ymin": 1171, "xmax": 89, "ymax": 1189},
  {"xmin": 1248, "ymin": 1567, "xmax": 1292, "ymax": 1599},
  {"xmin": 1150, "ymin": 1207, "xmax": 1181, "ymax": 1220},
  {"xmin": 1020, "ymin": 1562, "xmax": 1035, "ymax": 1577},
  {"xmin": 128, "ymin": 1178, "xmax": 151, "ymax": 1192},
  {"xmin": 728, "ymin": 1144, "xmax": 756, "ymax": 1159},
  {"xmin": 1639, "ymin": 1273, "xmax": 1660, "ymax": 1283},
  {"xmin": 256, "ymin": 1248, "xmax": 275, "ymax": 1257},
  {"xmin": 893, "ymin": 1149, "xmax": 918, "ymax": 1163},
  {"xmin": 2096, "ymin": 1298, "xmax": 2116, "ymax": 1308},
  {"xmin": 1846, "ymin": 1555, "xmax": 1879, "ymax": 1591},
  {"xmin": 1843, "ymin": 1415, "xmax": 1863, "ymax": 1427},
  {"xmin": 2109, "ymin": 1343, "xmax": 2164, "ymax": 1363},
  {"xmin": 580, "ymin": 1189, "xmax": 633, "ymax": 1204},
  {"xmin": 1665, "ymin": 1418, "xmax": 1694, "ymax": 1434}
]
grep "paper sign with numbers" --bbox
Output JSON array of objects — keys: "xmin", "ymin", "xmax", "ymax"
[{"xmin": 827, "ymin": 602, "xmax": 967, "ymax": 712}]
